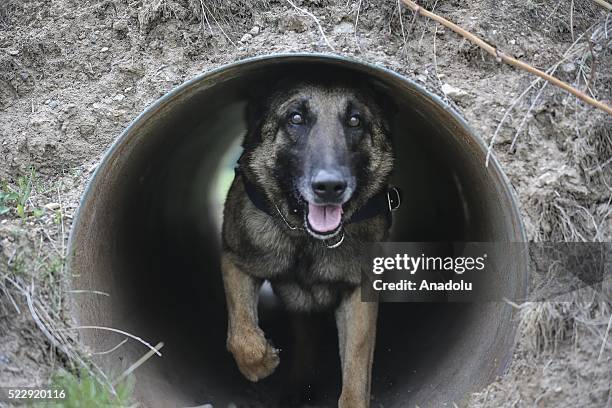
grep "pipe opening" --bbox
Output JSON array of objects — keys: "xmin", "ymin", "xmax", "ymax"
[{"xmin": 68, "ymin": 55, "xmax": 526, "ymax": 407}]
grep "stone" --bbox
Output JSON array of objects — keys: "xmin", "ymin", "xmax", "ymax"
[
  {"xmin": 249, "ymin": 26, "xmax": 260, "ymax": 36},
  {"xmin": 441, "ymin": 83, "xmax": 469, "ymax": 102},
  {"xmin": 79, "ymin": 124, "xmax": 96, "ymax": 138},
  {"xmin": 333, "ymin": 21, "xmax": 354, "ymax": 34},
  {"xmin": 561, "ymin": 62, "xmax": 576, "ymax": 73},
  {"xmin": 279, "ymin": 13, "xmax": 308, "ymax": 33},
  {"xmin": 112, "ymin": 20, "xmax": 128, "ymax": 31}
]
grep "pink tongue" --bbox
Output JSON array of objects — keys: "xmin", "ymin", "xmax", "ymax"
[{"xmin": 307, "ymin": 203, "xmax": 342, "ymax": 233}]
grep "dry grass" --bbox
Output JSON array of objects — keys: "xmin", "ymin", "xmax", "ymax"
[
  {"xmin": 522, "ymin": 297, "xmax": 610, "ymax": 361},
  {"xmin": 471, "ymin": 293, "xmax": 611, "ymax": 406},
  {"xmin": 522, "ymin": 0, "xmax": 603, "ymax": 37},
  {"xmin": 138, "ymin": 0, "xmax": 270, "ymax": 39},
  {"xmin": 0, "ymin": 170, "xmax": 132, "ymax": 399},
  {"xmin": 575, "ymin": 120, "xmax": 612, "ymax": 190}
]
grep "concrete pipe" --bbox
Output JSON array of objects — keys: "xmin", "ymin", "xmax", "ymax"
[{"xmin": 68, "ymin": 54, "xmax": 527, "ymax": 407}]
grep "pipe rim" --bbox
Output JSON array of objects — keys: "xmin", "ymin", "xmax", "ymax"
[{"xmin": 66, "ymin": 53, "xmax": 528, "ymax": 405}]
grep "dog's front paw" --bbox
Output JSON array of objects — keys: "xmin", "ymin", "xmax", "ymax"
[{"xmin": 227, "ymin": 328, "xmax": 280, "ymax": 382}]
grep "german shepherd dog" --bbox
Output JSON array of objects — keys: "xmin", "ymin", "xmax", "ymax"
[{"xmin": 221, "ymin": 74, "xmax": 395, "ymax": 407}]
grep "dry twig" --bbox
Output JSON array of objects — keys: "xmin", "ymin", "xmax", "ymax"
[
  {"xmin": 113, "ymin": 342, "xmax": 164, "ymax": 386},
  {"xmin": 592, "ymin": 0, "xmax": 612, "ymax": 11},
  {"xmin": 400, "ymin": 0, "xmax": 612, "ymax": 116},
  {"xmin": 64, "ymin": 326, "xmax": 163, "ymax": 357},
  {"xmin": 285, "ymin": 0, "xmax": 335, "ymax": 51},
  {"xmin": 599, "ymin": 313, "xmax": 612, "ymax": 361}
]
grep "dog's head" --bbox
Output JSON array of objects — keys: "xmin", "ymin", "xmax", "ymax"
[{"xmin": 241, "ymin": 78, "xmax": 395, "ymax": 240}]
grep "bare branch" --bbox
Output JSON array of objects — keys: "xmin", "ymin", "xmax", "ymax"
[{"xmin": 400, "ymin": 0, "xmax": 612, "ymax": 115}]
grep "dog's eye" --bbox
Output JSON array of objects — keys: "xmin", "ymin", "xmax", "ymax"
[
  {"xmin": 290, "ymin": 113, "xmax": 304, "ymax": 125},
  {"xmin": 348, "ymin": 114, "xmax": 360, "ymax": 127}
]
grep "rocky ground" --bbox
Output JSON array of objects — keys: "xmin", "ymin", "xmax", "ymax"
[{"xmin": 0, "ymin": 0, "xmax": 610, "ymax": 406}]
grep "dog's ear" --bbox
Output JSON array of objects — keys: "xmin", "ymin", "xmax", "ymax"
[
  {"xmin": 365, "ymin": 78, "xmax": 398, "ymax": 136},
  {"xmin": 242, "ymin": 75, "xmax": 299, "ymax": 151},
  {"xmin": 368, "ymin": 78, "xmax": 398, "ymax": 121},
  {"xmin": 242, "ymin": 85, "xmax": 269, "ymax": 151}
]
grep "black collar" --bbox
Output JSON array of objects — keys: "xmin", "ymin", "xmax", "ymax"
[{"xmin": 236, "ymin": 167, "xmax": 400, "ymax": 229}]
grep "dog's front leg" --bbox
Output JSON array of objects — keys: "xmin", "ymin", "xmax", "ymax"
[
  {"xmin": 221, "ymin": 253, "xmax": 279, "ymax": 382},
  {"xmin": 335, "ymin": 286, "xmax": 378, "ymax": 408}
]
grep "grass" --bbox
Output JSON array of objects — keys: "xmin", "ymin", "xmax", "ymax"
[
  {"xmin": 0, "ymin": 168, "xmax": 136, "ymax": 407},
  {"xmin": 32, "ymin": 369, "xmax": 134, "ymax": 408},
  {"xmin": 0, "ymin": 169, "xmax": 44, "ymax": 219}
]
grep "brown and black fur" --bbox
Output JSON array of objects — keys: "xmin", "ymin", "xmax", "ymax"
[{"xmin": 221, "ymin": 75, "xmax": 395, "ymax": 408}]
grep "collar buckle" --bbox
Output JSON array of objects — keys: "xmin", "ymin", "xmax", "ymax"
[{"xmin": 387, "ymin": 187, "xmax": 401, "ymax": 211}]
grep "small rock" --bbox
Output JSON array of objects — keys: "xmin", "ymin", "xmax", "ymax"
[
  {"xmin": 112, "ymin": 20, "xmax": 128, "ymax": 31},
  {"xmin": 279, "ymin": 13, "xmax": 308, "ymax": 33},
  {"xmin": 441, "ymin": 83, "xmax": 469, "ymax": 102},
  {"xmin": 509, "ymin": 39, "xmax": 516, "ymax": 45},
  {"xmin": 113, "ymin": 94, "xmax": 125, "ymax": 101},
  {"xmin": 240, "ymin": 33, "xmax": 253, "ymax": 43},
  {"xmin": 62, "ymin": 103, "xmax": 76, "ymax": 113},
  {"xmin": 49, "ymin": 100, "xmax": 59, "ymax": 109},
  {"xmin": 79, "ymin": 124, "xmax": 95, "ymax": 138},
  {"xmin": 44, "ymin": 203, "xmax": 61, "ymax": 210},
  {"xmin": 101, "ymin": 47, "xmax": 109, "ymax": 52},
  {"xmin": 333, "ymin": 21, "xmax": 354, "ymax": 34},
  {"xmin": 7, "ymin": 49, "xmax": 19, "ymax": 56},
  {"xmin": 249, "ymin": 26, "xmax": 260, "ymax": 36},
  {"xmin": 561, "ymin": 62, "xmax": 576, "ymax": 73}
]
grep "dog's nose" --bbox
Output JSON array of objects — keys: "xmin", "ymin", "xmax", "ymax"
[{"xmin": 311, "ymin": 170, "xmax": 347, "ymax": 202}]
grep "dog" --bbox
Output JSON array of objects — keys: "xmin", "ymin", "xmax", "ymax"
[{"xmin": 221, "ymin": 74, "xmax": 397, "ymax": 408}]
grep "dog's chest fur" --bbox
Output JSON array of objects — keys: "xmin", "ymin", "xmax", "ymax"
[{"xmin": 222, "ymin": 180, "xmax": 386, "ymax": 312}]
